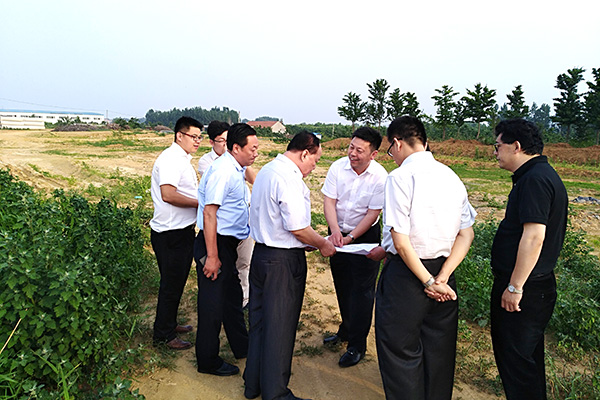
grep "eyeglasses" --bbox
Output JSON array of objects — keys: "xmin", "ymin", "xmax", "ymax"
[
  {"xmin": 493, "ymin": 143, "xmax": 505, "ymax": 152},
  {"xmin": 387, "ymin": 139, "xmax": 396, "ymax": 157},
  {"xmin": 213, "ymin": 138, "xmax": 226, "ymax": 143},
  {"xmin": 179, "ymin": 131, "xmax": 202, "ymax": 141}
]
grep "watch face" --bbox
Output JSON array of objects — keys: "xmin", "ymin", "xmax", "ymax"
[{"xmin": 508, "ymin": 284, "xmax": 521, "ymax": 294}]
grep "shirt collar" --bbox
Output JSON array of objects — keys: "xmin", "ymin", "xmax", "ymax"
[
  {"xmin": 171, "ymin": 142, "xmax": 193, "ymax": 161},
  {"xmin": 223, "ymin": 151, "xmax": 244, "ymax": 172},
  {"xmin": 512, "ymin": 155, "xmax": 547, "ymax": 183},
  {"xmin": 277, "ymin": 153, "xmax": 302, "ymax": 176},
  {"xmin": 402, "ymin": 150, "xmax": 434, "ymax": 166},
  {"xmin": 342, "ymin": 156, "xmax": 377, "ymax": 176}
]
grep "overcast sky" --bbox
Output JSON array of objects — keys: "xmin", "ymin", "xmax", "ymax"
[{"xmin": 1, "ymin": 0, "xmax": 599, "ymax": 124}]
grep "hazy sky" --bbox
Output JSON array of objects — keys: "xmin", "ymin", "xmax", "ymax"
[{"xmin": 1, "ymin": 0, "xmax": 599, "ymax": 124}]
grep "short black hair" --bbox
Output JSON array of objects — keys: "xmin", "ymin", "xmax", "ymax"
[
  {"xmin": 287, "ymin": 131, "xmax": 321, "ymax": 154},
  {"xmin": 494, "ymin": 119, "xmax": 543, "ymax": 155},
  {"xmin": 387, "ymin": 116, "xmax": 427, "ymax": 147},
  {"xmin": 207, "ymin": 120, "xmax": 230, "ymax": 141},
  {"xmin": 227, "ymin": 123, "xmax": 257, "ymax": 151},
  {"xmin": 173, "ymin": 116, "xmax": 203, "ymax": 142},
  {"xmin": 352, "ymin": 126, "xmax": 382, "ymax": 151}
]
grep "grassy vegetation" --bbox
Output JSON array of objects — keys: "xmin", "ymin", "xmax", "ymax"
[{"xmin": 6, "ymin": 132, "xmax": 600, "ymax": 398}]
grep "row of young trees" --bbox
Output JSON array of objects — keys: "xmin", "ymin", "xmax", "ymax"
[
  {"xmin": 144, "ymin": 106, "xmax": 240, "ymax": 128},
  {"xmin": 338, "ymin": 67, "xmax": 600, "ymax": 145}
]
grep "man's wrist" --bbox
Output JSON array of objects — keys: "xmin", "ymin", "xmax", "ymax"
[{"xmin": 347, "ymin": 233, "xmax": 355, "ymax": 243}]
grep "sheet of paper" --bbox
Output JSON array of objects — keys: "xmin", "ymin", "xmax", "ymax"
[{"xmin": 333, "ymin": 243, "xmax": 379, "ymax": 255}]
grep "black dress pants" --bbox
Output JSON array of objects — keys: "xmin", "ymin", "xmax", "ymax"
[
  {"xmin": 151, "ymin": 224, "xmax": 195, "ymax": 342},
  {"xmin": 330, "ymin": 224, "xmax": 380, "ymax": 352},
  {"xmin": 375, "ymin": 255, "xmax": 457, "ymax": 400},
  {"xmin": 195, "ymin": 231, "xmax": 248, "ymax": 371},
  {"xmin": 244, "ymin": 244, "xmax": 306, "ymax": 400},
  {"xmin": 491, "ymin": 271, "xmax": 556, "ymax": 400}
]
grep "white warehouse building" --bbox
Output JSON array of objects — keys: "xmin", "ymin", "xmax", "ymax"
[{"xmin": 0, "ymin": 109, "xmax": 106, "ymax": 129}]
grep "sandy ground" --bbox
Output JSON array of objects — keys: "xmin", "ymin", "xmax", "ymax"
[{"xmin": 2, "ymin": 129, "xmax": 599, "ymax": 399}]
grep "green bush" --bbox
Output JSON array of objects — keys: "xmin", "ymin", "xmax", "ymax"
[
  {"xmin": 456, "ymin": 220, "xmax": 496, "ymax": 326},
  {"xmin": 457, "ymin": 219, "xmax": 600, "ymax": 350},
  {"xmin": 0, "ymin": 168, "xmax": 152, "ymax": 397}
]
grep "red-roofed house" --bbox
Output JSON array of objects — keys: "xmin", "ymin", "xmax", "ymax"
[{"xmin": 247, "ymin": 120, "xmax": 286, "ymax": 134}]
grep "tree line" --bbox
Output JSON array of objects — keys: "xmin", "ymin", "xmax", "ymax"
[
  {"xmin": 145, "ymin": 106, "xmax": 240, "ymax": 128},
  {"xmin": 338, "ymin": 67, "xmax": 600, "ymax": 145}
]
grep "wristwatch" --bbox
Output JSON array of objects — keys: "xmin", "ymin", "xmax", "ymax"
[
  {"xmin": 347, "ymin": 233, "xmax": 355, "ymax": 243},
  {"xmin": 507, "ymin": 284, "xmax": 523, "ymax": 294},
  {"xmin": 423, "ymin": 276, "xmax": 435, "ymax": 288}
]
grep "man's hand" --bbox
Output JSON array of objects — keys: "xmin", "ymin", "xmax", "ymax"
[
  {"xmin": 328, "ymin": 231, "xmax": 345, "ymax": 247},
  {"xmin": 501, "ymin": 289, "xmax": 522, "ymax": 312},
  {"xmin": 319, "ymin": 240, "xmax": 336, "ymax": 257},
  {"xmin": 366, "ymin": 246, "xmax": 387, "ymax": 261},
  {"xmin": 203, "ymin": 255, "xmax": 221, "ymax": 281}
]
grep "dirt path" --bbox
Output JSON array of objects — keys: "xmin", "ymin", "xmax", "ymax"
[{"xmin": 132, "ymin": 264, "xmax": 491, "ymax": 400}]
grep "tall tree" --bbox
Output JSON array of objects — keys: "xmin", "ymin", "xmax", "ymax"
[
  {"xmin": 584, "ymin": 67, "xmax": 600, "ymax": 145},
  {"xmin": 502, "ymin": 85, "xmax": 530, "ymax": 119},
  {"xmin": 402, "ymin": 92, "xmax": 421, "ymax": 118},
  {"xmin": 453, "ymin": 99, "xmax": 468, "ymax": 137},
  {"xmin": 462, "ymin": 83, "xmax": 497, "ymax": 139},
  {"xmin": 432, "ymin": 85, "xmax": 458, "ymax": 139},
  {"xmin": 528, "ymin": 102, "xmax": 553, "ymax": 131},
  {"xmin": 387, "ymin": 88, "xmax": 405, "ymax": 121},
  {"xmin": 552, "ymin": 67, "xmax": 585, "ymax": 142},
  {"xmin": 365, "ymin": 79, "xmax": 390, "ymax": 128},
  {"xmin": 337, "ymin": 92, "xmax": 365, "ymax": 132}
]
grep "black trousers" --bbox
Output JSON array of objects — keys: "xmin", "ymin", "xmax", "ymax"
[
  {"xmin": 195, "ymin": 231, "xmax": 248, "ymax": 371},
  {"xmin": 330, "ymin": 224, "xmax": 380, "ymax": 352},
  {"xmin": 151, "ymin": 224, "xmax": 195, "ymax": 342},
  {"xmin": 491, "ymin": 271, "xmax": 556, "ymax": 400},
  {"xmin": 244, "ymin": 244, "xmax": 307, "ymax": 400},
  {"xmin": 375, "ymin": 255, "xmax": 457, "ymax": 400}
]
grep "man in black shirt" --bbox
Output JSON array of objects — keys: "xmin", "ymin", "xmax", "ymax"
[{"xmin": 490, "ymin": 119, "xmax": 568, "ymax": 400}]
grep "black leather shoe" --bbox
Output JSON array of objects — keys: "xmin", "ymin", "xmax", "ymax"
[
  {"xmin": 338, "ymin": 348, "xmax": 364, "ymax": 367},
  {"xmin": 198, "ymin": 361, "xmax": 239, "ymax": 376},
  {"xmin": 175, "ymin": 324, "xmax": 193, "ymax": 333},
  {"xmin": 323, "ymin": 334, "xmax": 344, "ymax": 345},
  {"xmin": 165, "ymin": 337, "xmax": 192, "ymax": 350}
]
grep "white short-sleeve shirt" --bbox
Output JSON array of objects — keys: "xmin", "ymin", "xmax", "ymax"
[
  {"xmin": 197, "ymin": 149, "xmax": 219, "ymax": 176},
  {"xmin": 150, "ymin": 142, "xmax": 198, "ymax": 233},
  {"xmin": 381, "ymin": 151, "xmax": 476, "ymax": 259},
  {"xmin": 250, "ymin": 154, "xmax": 311, "ymax": 248},
  {"xmin": 321, "ymin": 156, "xmax": 388, "ymax": 232}
]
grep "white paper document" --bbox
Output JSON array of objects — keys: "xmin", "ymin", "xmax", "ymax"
[{"xmin": 333, "ymin": 243, "xmax": 379, "ymax": 255}]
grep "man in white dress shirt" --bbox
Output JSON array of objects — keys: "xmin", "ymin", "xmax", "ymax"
[
  {"xmin": 374, "ymin": 116, "xmax": 476, "ymax": 399},
  {"xmin": 197, "ymin": 120, "xmax": 229, "ymax": 175},
  {"xmin": 321, "ymin": 127, "xmax": 388, "ymax": 367},
  {"xmin": 243, "ymin": 131, "xmax": 336, "ymax": 400},
  {"xmin": 198, "ymin": 120, "xmax": 256, "ymax": 308},
  {"xmin": 195, "ymin": 123, "xmax": 259, "ymax": 376},
  {"xmin": 150, "ymin": 116, "xmax": 202, "ymax": 350}
]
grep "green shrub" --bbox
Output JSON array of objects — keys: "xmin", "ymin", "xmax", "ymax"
[
  {"xmin": 457, "ymin": 219, "xmax": 600, "ymax": 350},
  {"xmin": 0, "ymin": 168, "xmax": 152, "ymax": 397},
  {"xmin": 456, "ymin": 220, "xmax": 496, "ymax": 326}
]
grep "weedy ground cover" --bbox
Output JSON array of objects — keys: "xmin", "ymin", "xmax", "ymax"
[{"xmin": 0, "ymin": 168, "xmax": 153, "ymax": 399}]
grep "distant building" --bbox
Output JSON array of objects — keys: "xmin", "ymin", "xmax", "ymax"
[
  {"xmin": 246, "ymin": 120, "xmax": 286, "ymax": 134},
  {"xmin": 0, "ymin": 109, "xmax": 105, "ymax": 129}
]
